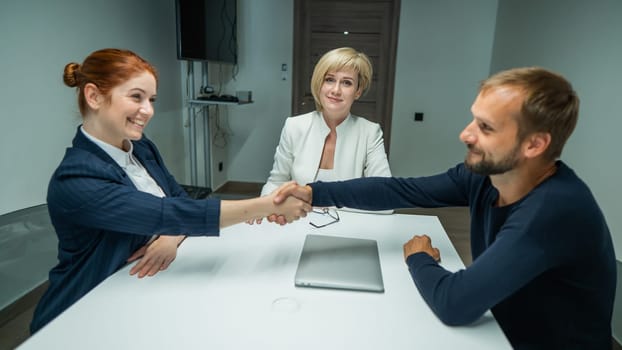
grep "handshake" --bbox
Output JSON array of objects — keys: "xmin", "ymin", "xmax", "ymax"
[{"xmin": 249, "ymin": 182, "xmax": 314, "ymax": 225}]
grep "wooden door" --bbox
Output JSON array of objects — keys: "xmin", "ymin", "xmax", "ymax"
[{"xmin": 292, "ymin": 0, "xmax": 400, "ymax": 155}]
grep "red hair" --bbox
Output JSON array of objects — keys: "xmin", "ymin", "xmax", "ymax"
[{"xmin": 63, "ymin": 48, "xmax": 158, "ymax": 116}]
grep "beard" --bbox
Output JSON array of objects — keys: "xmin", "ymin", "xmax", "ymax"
[{"xmin": 464, "ymin": 143, "xmax": 521, "ymax": 176}]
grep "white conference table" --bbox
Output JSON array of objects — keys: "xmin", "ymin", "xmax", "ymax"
[{"xmin": 19, "ymin": 211, "xmax": 510, "ymax": 349}]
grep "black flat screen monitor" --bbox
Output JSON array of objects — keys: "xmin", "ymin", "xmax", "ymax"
[{"xmin": 175, "ymin": 0, "xmax": 237, "ymax": 64}]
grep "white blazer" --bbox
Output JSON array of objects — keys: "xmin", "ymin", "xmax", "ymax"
[{"xmin": 262, "ymin": 111, "xmax": 392, "ymax": 198}]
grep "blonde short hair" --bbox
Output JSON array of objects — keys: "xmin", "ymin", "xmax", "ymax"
[{"xmin": 310, "ymin": 47, "xmax": 372, "ymax": 111}]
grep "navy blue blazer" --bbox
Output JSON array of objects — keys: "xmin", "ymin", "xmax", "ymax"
[{"xmin": 31, "ymin": 127, "xmax": 221, "ymax": 333}]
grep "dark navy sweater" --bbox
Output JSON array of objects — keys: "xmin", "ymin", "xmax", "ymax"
[{"xmin": 310, "ymin": 161, "xmax": 616, "ymax": 349}]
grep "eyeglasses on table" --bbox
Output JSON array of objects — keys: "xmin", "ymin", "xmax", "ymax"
[{"xmin": 309, "ymin": 207, "xmax": 340, "ymax": 228}]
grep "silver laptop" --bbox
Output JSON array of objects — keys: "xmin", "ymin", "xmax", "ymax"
[{"xmin": 294, "ymin": 234, "xmax": 384, "ymax": 293}]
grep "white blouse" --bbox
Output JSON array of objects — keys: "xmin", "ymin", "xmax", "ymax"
[{"xmin": 261, "ymin": 111, "xmax": 392, "ymax": 195}]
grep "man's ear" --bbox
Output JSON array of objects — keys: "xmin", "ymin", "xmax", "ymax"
[
  {"xmin": 523, "ymin": 132, "xmax": 551, "ymax": 159},
  {"xmin": 84, "ymin": 83, "xmax": 102, "ymax": 110}
]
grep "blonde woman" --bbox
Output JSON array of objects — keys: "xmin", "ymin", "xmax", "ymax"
[{"xmin": 261, "ymin": 48, "xmax": 391, "ymax": 215}]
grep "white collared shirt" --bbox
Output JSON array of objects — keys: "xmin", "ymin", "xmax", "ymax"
[{"xmin": 80, "ymin": 126, "xmax": 166, "ymax": 198}]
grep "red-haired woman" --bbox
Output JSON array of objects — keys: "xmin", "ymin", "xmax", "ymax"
[{"xmin": 30, "ymin": 48, "xmax": 310, "ymax": 333}]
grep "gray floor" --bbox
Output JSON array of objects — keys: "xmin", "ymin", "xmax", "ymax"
[{"xmin": 1, "ymin": 183, "xmax": 619, "ymax": 350}]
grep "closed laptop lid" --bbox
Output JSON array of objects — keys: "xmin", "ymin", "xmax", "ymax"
[{"xmin": 294, "ymin": 234, "xmax": 384, "ymax": 293}]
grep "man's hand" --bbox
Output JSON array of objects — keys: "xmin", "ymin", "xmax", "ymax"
[
  {"xmin": 264, "ymin": 187, "xmax": 311, "ymax": 225},
  {"xmin": 128, "ymin": 235, "xmax": 185, "ymax": 278},
  {"xmin": 273, "ymin": 182, "xmax": 312, "ymax": 205},
  {"xmin": 403, "ymin": 234, "xmax": 441, "ymax": 262},
  {"xmin": 267, "ymin": 182, "xmax": 313, "ymax": 225}
]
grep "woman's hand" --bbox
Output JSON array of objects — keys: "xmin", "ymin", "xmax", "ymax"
[
  {"xmin": 264, "ymin": 183, "xmax": 312, "ymax": 225},
  {"xmin": 267, "ymin": 182, "xmax": 313, "ymax": 225},
  {"xmin": 246, "ymin": 218, "xmax": 263, "ymax": 225},
  {"xmin": 128, "ymin": 235, "xmax": 185, "ymax": 278}
]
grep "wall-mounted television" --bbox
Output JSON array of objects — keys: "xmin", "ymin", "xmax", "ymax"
[{"xmin": 175, "ymin": 0, "xmax": 237, "ymax": 64}]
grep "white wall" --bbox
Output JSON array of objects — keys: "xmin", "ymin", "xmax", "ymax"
[
  {"xmin": 389, "ymin": 0, "xmax": 499, "ymax": 176},
  {"xmin": 189, "ymin": 0, "xmax": 294, "ymax": 190},
  {"xmin": 224, "ymin": 0, "xmax": 294, "ymax": 186},
  {"xmin": 490, "ymin": 0, "xmax": 622, "ymax": 259},
  {"xmin": 0, "ymin": 0, "xmax": 184, "ymax": 215}
]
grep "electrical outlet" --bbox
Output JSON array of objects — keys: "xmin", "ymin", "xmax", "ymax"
[{"xmin": 218, "ymin": 162, "xmax": 223, "ymax": 172}]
